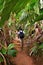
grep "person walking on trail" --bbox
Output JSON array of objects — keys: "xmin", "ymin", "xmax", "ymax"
[{"xmin": 17, "ymin": 26, "xmax": 25, "ymax": 50}]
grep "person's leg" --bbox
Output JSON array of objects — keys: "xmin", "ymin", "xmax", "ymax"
[{"xmin": 21, "ymin": 39, "xmax": 24, "ymax": 50}]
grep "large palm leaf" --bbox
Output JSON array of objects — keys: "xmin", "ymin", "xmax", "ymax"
[
  {"xmin": 0, "ymin": 0, "xmax": 43, "ymax": 27},
  {"xmin": 0, "ymin": 0, "xmax": 30, "ymax": 27}
]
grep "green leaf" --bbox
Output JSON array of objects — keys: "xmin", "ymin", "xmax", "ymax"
[
  {"xmin": 7, "ymin": 49, "xmax": 17, "ymax": 57},
  {"xmin": 0, "ymin": 0, "xmax": 4, "ymax": 4},
  {"xmin": 39, "ymin": 43, "xmax": 43, "ymax": 49},
  {"xmin": 8, "ymin": 44, "xmax": 15, "ymax": 50},
  {"xmin": 0, "ymin": 56, "xmax": 3, "ymax": 63},
  {"xmin": 1, "ymin": 48, "xmax": 7, "ymax": 55},
  {"xmin": 0, "ymin": 0, "xmax": 30, "ymax": 27},
  {"xmin": 31, "ymin": 46, "xmax": 37, "ymax": 52}
]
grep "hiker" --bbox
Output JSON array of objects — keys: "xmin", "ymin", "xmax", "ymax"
[{"xmin": 17, "ymin": 26, "xmax": 25, "ymax": 50}]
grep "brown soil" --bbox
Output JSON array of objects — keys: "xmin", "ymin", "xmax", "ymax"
[
  {"xmin": 12, "ymin": 37, "xmax": 43, "ymax": 65},
  {"xmin": 12, "ymin": 37, "xmax": 35, "ymax": 65},
  {"xmin": 14, "ymin": 51, "xmax": 35, "ymax": 65},
  {"xmin": 32, "ymin": 56, "xmax": 43, "ymax": 65}
]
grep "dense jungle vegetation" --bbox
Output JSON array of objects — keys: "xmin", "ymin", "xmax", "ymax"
[{"xmin": 0, "ymin": 0, "xmax": 43, "ymax": 65}]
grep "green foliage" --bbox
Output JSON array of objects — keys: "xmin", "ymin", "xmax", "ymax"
[
  {"xmin": 0, "ymin": 56, "xmax": 3, "ymax": 63},
  {"xmin": 8, "ymin": 43, "xmax": 15, "ymax": 50},
  {"xmin": 0, "ymin": 0, "xmax": 5, "ymax": 13},
  {"xmin": 39, "ymin": 43, "xmax": 43, "ymax": 49},
  {"xmin": 0, "ymin": 0, "xmax": 30, "ymax": 27},
  {"xmin": 0, "ymin": 0, "xmax": 17, "ymax": 27},
  {"xmin": 0, "ymin": 0, "xmax": 43, "ymax": 63},
  {"xmin": 7, "ymin": 49, "xmax": 17, "ymax": 57},
  {"xmin": 0, "ymin": 48, "xmax": 7, "ymax": 55},
  {"xmin": 30, "ymin": 43, "xmax": 43, "ymax": 56},
  {"xmin": 0, "ymin": 0, "xmax": 4, "ymax": 9},
  {"xmin": 15, "ymin": 0, "xmax": 40, "ymax": 30},
  {"xmin": 0, "ymin": 0, "xmax": 42, "ymax": 27},
  {"xmin": 31, "ymin": 46, "xmax": 37, "ymax": 53},
  {"xmin": 0, "ymin": 43, "xmax": 17, "ymax": 63},
  {"xmin": 7, "ymin": 44, "xmax": 17, "ymax": 57}
]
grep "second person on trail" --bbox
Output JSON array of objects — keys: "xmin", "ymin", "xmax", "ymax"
[{"xmin": 17, "ymin": 26, "xmax": 25, "ymax": 50}]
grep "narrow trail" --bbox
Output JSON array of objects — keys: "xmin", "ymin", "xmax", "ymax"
[
  {"xmin": 14, "ymin": 51, "xmax": 35, "ymax": 65},
  {"xmin": 13, "ymin": 37, "xmax": 35, "ymax": 65}
]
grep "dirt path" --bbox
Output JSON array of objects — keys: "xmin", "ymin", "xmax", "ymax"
[
  {"xmin": 14, "ymin": 51, "xmax": 35, "ymax": 65},
  {"xmin": 12, "ymin": 37, "xmax": 35, "ymax": 65},
  {"xmin": 12, "ymin": 33, "xmax": 43, "ymax": 65}
]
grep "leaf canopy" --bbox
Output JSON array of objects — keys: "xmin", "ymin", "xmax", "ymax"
[{"xmin": 0, "ymin": 0, "xmax": 43, "ymax": 27}]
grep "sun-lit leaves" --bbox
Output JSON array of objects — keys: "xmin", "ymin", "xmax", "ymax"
[
  {"xmin": 0, "ymin": 0, "xmax": 30, "ymax": 27},
  {"xmin": 0, "ymin": 0, "xmax": 43, "ymax": 28},
  {"xmin": 8, "ymin": 43, "xmax": 15, "ymax": 50}
]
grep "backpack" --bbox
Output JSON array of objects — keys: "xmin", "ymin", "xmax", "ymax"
[{"xmin": 19, "ymin": 30, "xmax": 24, "ymax": 39}]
